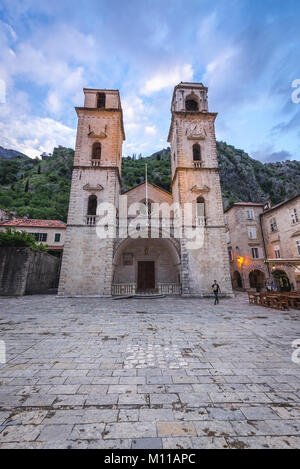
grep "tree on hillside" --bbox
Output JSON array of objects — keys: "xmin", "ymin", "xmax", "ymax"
[{"xmin": 0, "ymin": 228, "xmax": 48, "ymax": 252}]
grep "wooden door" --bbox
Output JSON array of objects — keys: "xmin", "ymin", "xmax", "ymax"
[{"xmin": 137, "ymin": 261, "xmax": 155, "ymax": 290}]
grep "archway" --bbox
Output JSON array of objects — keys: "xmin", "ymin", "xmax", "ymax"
[
  {"xmin": 249, "ymin": 269, "xmax": 265, "ymax": 292},
  {"xmin": 233, "ymin": 271, "xmax": 243, "ymax": 289},
  {"xmin": 272, "ymin": 270, "xmax": 291, "ymax": 292},
  {"xmin": 112, "ymin": 237, "xmax": 181, "ymax": 295}
]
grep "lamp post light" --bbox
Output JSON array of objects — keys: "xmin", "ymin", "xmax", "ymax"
[{"xmin": 237, "ymin": 256, "xmax": 244, "ymax": 289}]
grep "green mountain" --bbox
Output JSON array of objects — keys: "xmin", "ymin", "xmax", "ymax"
[
  {"xmin": 122, "ymin": 148, "xmax": 171, "ymax": 192},
  {"xmin": 122, "ymin": 143, "xmax": 300, "ymax": 208},
  {"xmin": 0, "ymin": 146, "xmax": 29, "ymax": 160},
  {"xmin": 217, "ymin": 142, "xmax": 300, "ymax": 207},
  {"xmin": 0, "ymin": 146, "xmax": 73, "ymax": 221},
  {"xmin": 0, "ymin": 143, "xmax": 299, "ymax": 222}
]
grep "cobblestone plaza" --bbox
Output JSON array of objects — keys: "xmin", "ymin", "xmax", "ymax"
[{"xmin": 0, "ymin": 293, "xmax": 299, "ymax": 449}]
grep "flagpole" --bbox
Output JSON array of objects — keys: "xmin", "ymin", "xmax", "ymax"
[{"xmin": 145, "ymin": 163, "xmax": 148, "ymax": 216}]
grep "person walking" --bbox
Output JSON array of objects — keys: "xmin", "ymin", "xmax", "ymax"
[{"xmin": 212, "ymin": 280, "xmax": 221, "ymax": 305}]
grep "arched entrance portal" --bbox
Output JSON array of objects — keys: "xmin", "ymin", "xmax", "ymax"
[
  {"xmin": 249, "ymin": 269, "xmax": 265, "ymax": 292},
  {"xmin": 233, "ymin": 271, "xmax": 243, "ymax": 289},
  {"xmin": 272, "ymin": 270, "xmax": 291, "ymax": 292},
  {"xmin": 112, "ymin": 237, "xmax": 181, "ymax": 295}
]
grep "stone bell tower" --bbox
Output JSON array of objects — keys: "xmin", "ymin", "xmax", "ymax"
[
  {"xmin": 168, "ymin": 82, "xmax": 232, "ymax": 296},
  {"xmin": 58, "ymin": 88, "xmax": 125, "ymax": 296}
]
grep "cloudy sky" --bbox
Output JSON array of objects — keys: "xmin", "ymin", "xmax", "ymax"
[{"xmin": 0, "ymin": 0, "xmax": 299, "ymax": 161}]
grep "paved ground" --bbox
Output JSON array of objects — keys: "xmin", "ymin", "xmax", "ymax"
[{"xmin": 0, "ymin": 292, "xmax": 299, "ymax": 449}]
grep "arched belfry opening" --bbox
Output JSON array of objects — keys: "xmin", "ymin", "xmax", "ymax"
[
  {"xmin": 92, "ymin": 142, "xmax": 101, "ymax": 159},
  {"xmin": 193, "ymin": 143, "xmax": 201, "ymax": 161},
  {"xmin": 87, "ymin": 194, "xmax": 97, "ymax": 216},
  {"xmin": 185, "ymin": 95, "xmax": 199, "ymax": 111},
  {"xmin": 97, "ymin": 92, "xmax": 106, "ymax": 109}
]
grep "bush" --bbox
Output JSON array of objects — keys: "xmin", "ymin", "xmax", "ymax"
[
  {"xmin": 0, "ymin": 228, "xmax": 48, "ymax": 252},
  {"xmin": 0, "ymin": 195, "xmax": 14, "ymax": 208}
]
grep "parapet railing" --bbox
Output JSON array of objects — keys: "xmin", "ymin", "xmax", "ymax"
[{"xmin": 111, "ymin": 283, "xmax": 136, "ymax": 296}]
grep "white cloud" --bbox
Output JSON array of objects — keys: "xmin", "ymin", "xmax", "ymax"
[
  {"xmin": 121, "ymin": 93, "xmax": 164, "ymax": 155},
  {"xmin": 0, "ymin": 23, "xmax": 93, "ymax": 117},
  {"xmin": 197, "ymin": 12, "xmax": 218, "ymax": 40},
  {"xmin": 0, "ymin": 102, "xmax": 76, "ymax": 157},
  {"xmin": 141, "ymin": 64, "xmax": 194, "ymax": 95},
  {"xmin": 0, "ymin": 21, "xmax": 17, "ymax": 41},
  {"xmin": 8, "ymin": 43, "xmax": 86, "ymax": 114},
  {"xmin": 203, "ymin": 47, "xmax": 239, "ymax": 89},
  {"xmin": 148, "ymin": 22, "xmax": 169, "ymax": 47},
  {"xmin": 46, "ymin": 91, "xmax": 61, "ymax": 114},
  {"xmin": 122, "ymin": 95, "xmax": 145, "ymax": 123},
  {"xmin": 145, "ymin": 125, "xmax": 156, "ymax": 135}
]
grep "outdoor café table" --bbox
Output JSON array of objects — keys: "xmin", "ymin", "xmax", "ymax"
[
  {"xmin": 253, "ymin": 293, "xmax": 260, "ymax": 304},
  {"xmin": 275, "ymin": 294, "xmax": 290, "ymax": 311},
  {"xmin": 266, "ymin": 294, "xmax": 280, "ymax": 309},
  {"xmin": 285, "ymin": 294, "xmax": 300, "ymax": 309}
]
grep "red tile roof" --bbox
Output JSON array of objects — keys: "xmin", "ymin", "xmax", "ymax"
[
  {"xmin": 262, "ymin": 193, "xmax": 300, "ymax": 213},
  {"xmin": 0, "ymin": 219, "xmax": 66, "ymax": 228},
  {"xmin": 224, "ymin": 202, "xmax": 265, "ymax": 212},
  {"xmin": 232, "ymin": 202, "xmax": 265, "ymax": 206}
]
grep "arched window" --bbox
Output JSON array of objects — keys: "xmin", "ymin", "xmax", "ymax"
[
  {"xmin": 92, "ymin": 142, "xmax": 101, "ymax": 159},
  {"xmin": 97, "ymin": 92, "xmax": 106, "ymax": 109},
  {"xmin": 196, "ymin": 196, "xmax": 205, "ymax": 218},
  {"xmin": 87, "ymin": 195, "xmax": 97, "ymax": 215},
  {"xmin": 185, "ymin": 98, "xmax": 198, "ymax": 111},
  {"xmin": 193, "ymin": 143, "xmax": 201, "ymax": 161}
]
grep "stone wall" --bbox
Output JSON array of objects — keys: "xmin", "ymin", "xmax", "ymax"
[
  {"xmin": 58, "ymin": 227, "xmax": 114, "ymax": 296},
  {"xmin": 0, "ymin": 247, "xmax": 60, "ymax": 296}
]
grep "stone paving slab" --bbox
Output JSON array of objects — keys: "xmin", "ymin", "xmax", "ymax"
[{"xmin": 0, "ymin": 292, "xmax": 299, "ymax": 448}]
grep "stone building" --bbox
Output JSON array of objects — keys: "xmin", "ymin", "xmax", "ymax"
[
  {"xmin": 0, "ymin": 219, "xmax": 66, "ymax": 258},
  {"xmin": 225, "ymin": 194, "xmax": 300, "ymax": 291},
  {"xmin": 262, "ymin": 194, "xmax": 300, "ymax": 291},
  {"xmin": 225, "ymin": 202, "xmax": 269, "ymax": 291},
  {"xmin": 58, "ymin": 83, "xmax": 232, "ymax": 297}
]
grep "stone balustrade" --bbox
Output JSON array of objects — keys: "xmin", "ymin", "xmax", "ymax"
[
  {"xmin": 157, "ymin": 283, "xmax": 181, "ymax": 295},
  {"xmin": 111, "ymin": 283, "xmax": 136, "ymax": 295}
]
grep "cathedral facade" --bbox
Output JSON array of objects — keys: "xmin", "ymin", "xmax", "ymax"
[{"xmin": 58, "ymin": 82, "xmax": 232, "ymax": 297}]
